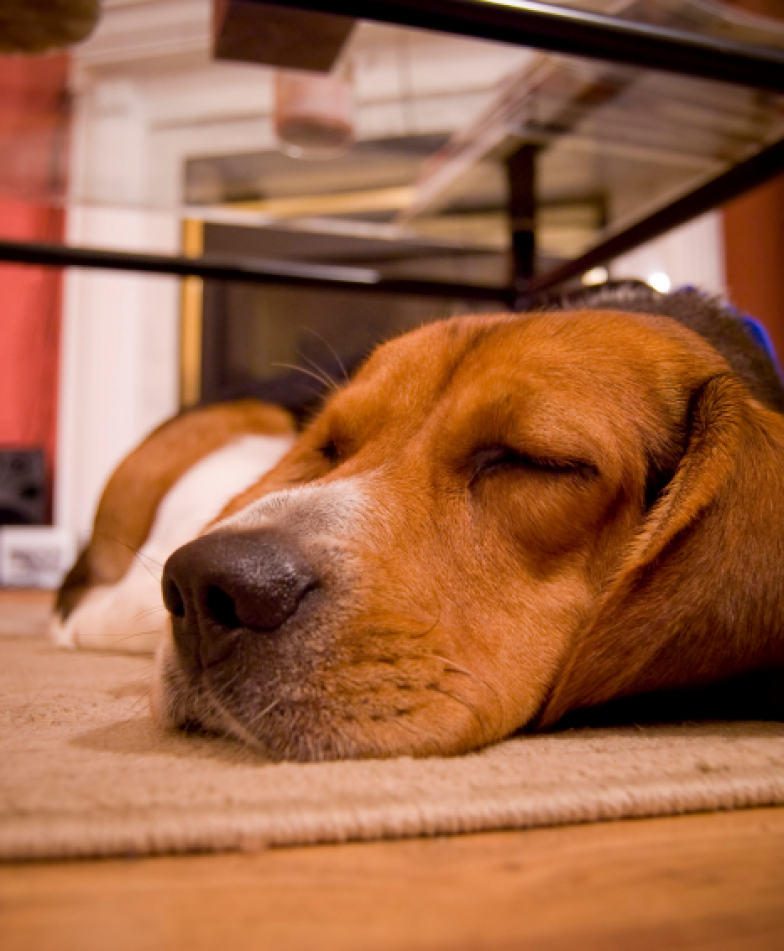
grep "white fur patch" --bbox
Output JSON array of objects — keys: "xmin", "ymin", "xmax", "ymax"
[
  {"xmin": 213, "ymin": 475, "xmax": 370, "ymax": 536},
  {"xmin": 51, "ymin": 434, "xmax": 294, "ymax": 653}
]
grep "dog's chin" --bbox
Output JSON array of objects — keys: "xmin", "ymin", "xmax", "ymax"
[
  {"xmin": 153, "ymin": 683, "xmax": 447, "ymax": 762},
  {"xmin": 150, "ymin": 630, "xmax": 484, "ymax": 762}
]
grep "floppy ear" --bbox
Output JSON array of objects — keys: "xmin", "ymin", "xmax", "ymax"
[{"xmin": 538, "ymin": 373, "xmax": 784, "ymax": 728}]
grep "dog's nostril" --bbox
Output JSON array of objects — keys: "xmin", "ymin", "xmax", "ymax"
[
  {"xmin": 205, "ymin": 585, "xmax": 240, "ymax": 630},
  {"xmin": 163, "ymin": 531, "xmax": 319, "ymax": 674},
  {"xmin": 162, "ymin": 576, "xmax": 186, "ymax": 619}
]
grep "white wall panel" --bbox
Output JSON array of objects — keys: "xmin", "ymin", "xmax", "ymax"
[{"xmin": 610, "ymin": 212, "xmax": 726, "ymax": 297}]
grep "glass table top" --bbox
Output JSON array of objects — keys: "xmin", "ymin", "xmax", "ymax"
[
  {"xmin": 541, "ymin": 0, "xmax": 784, "ymax": 52},
  {"xmin": 1, "ymin": 0, "xmax": 783, "ymax": 289}
]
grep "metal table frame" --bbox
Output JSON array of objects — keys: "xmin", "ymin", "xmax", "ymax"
[{"xmin": 2, "ymin": 0, "xmax": 783, "ymax": 305}]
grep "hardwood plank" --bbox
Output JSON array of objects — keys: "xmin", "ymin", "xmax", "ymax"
[{"xmin": 2, "ymin": 807, "xmax": 783, "ymax": 951}]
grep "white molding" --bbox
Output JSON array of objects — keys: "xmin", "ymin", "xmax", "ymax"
[{"xmin": 56, "ymin": 78, "xmax": 180, "ymax": 540}]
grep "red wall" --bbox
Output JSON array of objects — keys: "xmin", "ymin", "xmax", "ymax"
[
  {"xmin": 0, "ymin": 55, "xmax": 69, "ymax": 515},
  {"xmin": 721, "ymin": 0, "xmax": 784, "ymax": 356},
  {"xmin": 723, "ymin": 172, "xmax": 784, "ymax": 363}
]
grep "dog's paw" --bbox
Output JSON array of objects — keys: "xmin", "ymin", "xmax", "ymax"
[
  {"xmin": 48, "ymin": 611, "xmax": 77, "ymax": 649},
  {"xmin": 49, "ymin": 578, "xmax": 167, "ymax": 654}
]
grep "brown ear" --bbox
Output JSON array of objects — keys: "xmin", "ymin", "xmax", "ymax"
[{"xmin": 538, "ymin": 373, "xmax": 784, "ymax": 728}]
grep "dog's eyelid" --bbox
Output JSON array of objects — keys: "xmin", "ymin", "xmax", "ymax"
[
  {"xmin": 314, "ymin": 423, "xmax": 360, "ymax": 465},
  {"xmin": 317, "ymin": 439, "xmax": 343, "ymax": 464},
  {"xmin": 470, "ymin": 444, "xmax": 598, "ymax": 481}
]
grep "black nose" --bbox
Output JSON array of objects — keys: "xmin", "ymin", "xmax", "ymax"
[{"xmin": 162, "ymin": 531, "xmax": 318, "ymax": 670}]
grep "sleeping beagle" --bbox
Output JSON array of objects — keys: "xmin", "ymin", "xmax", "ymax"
[{"xmin": 53, "ymin": 289, "xmax": 784, "ymax": 760}]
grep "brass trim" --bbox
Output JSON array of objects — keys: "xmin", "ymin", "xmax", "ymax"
[
  {"xmin": 231, "ymin": 185, "xmax": 414, "ymax": 218},
  {"xmin": 179, "ymin": 219, "xmax": 204, "ymax": 408}
]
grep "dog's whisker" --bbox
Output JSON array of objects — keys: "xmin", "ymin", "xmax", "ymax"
[
  {"xmin": 130, "ymin": 606, "xmax": 167, "ymax": 624},
  {"xmin": 121, "ymin": 691, "xmax": 150, "ymax": 720},
  {"xmin": 188, "ymin": 687, "xmax": 233, "ymax": 741},
  {"xmin": 106, "ymin": 628, "xmax": 163, "ymax": 648},
  {"xmin": 204, "ymin": 674, "xmax": 283, "ymax": 750},
  {"xmin": 202, "ymin": 683, "xmax": 269, "ymax": 755},
  {"xmin": 409, "ymin": 611, "xmax": 442, "ymax": 641},
  {"xmin": 426, "ymin": 683, "xmax": 489, "ymax": 744},
  {"xmin": 135, "ymin": 563, "xmax": 163, "ymax": 584},
  {"xmin": 92, "ymin": 531, "xmax": 164, "ymax": 582},
  {"xmin": 300, "ymin": 352, "xmax": 341, "ymax": 393},
  {"xmin": 301, "ymin": 328, "xmax": 350, "ymax": 382},
  {"xmin": 271, "ymin": 361, "xmax": 338, "ymax": 394},
  {"xmin": 431, "ymin": 652, "xmax": 505, "ymax": 727},
  {"xmin": 246, "ymin": 698, "xmax": 282, "ymax": 736},
  {"xmin": 114, "ymin": 662, "xmax": 154, "ymax": 677}
]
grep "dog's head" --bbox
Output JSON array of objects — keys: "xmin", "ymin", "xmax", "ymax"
[{"xmin": 151, "ymin": 309, "xmax": 784, "ymax": 760}]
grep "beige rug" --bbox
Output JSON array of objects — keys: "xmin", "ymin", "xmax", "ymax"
[{"xmin": 2, "ymin": 613, "xmax": 784, "ymax": 861}]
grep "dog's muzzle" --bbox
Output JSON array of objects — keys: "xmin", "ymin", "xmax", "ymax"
[{"xmin": 161, "ymin": 530, "xmax": 318, "ymax": 672}]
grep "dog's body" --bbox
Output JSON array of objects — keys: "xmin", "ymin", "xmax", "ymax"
[
  {"xmin": 54, "ymin": 289, "xmax": 784, "ymax": 759},
  {"xmin": 51, "ymin": 402, "xmax": 296, "ymax": 652}
]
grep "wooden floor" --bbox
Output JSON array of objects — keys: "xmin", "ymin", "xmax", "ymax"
[
  {"xmin": 3, "ymin": 806, "xmax": 784, "ymax": 949},
  {"xmin": 2, "ymin": 590, "xmax": 784, "ymax": 950}
]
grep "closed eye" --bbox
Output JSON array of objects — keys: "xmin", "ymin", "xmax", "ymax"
[
  {"xmin": 471, "ymin": 446, "xmax": 598, "ymax": 483},
  {"xmin": 317, "ymin": 440, "xmax": 342, "ymax": 465}
]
